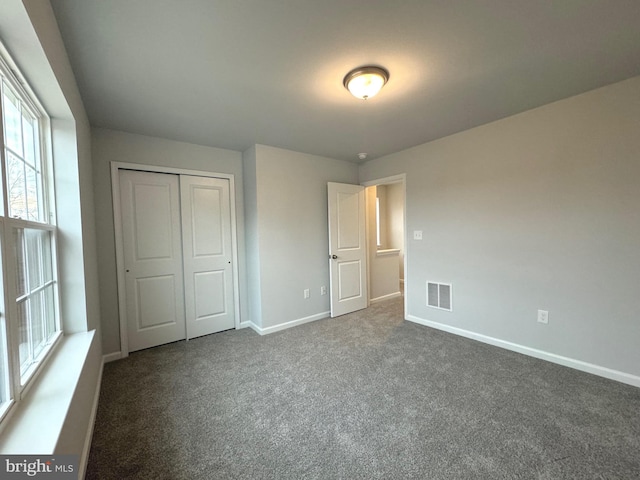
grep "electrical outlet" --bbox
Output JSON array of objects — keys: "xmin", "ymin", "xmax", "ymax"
[
  {"xmin": 537, "ymin": 309, "xmax": 549, "ymax": 324},
  {"xmin": 320, "ymin": 286, "xmax": 327, "ymax": 295},
  {"xmin": 304, "ymin": 288, "xmax": 310, "ymax": 299},
  {"xmin": 413, "ymin": 230, "xmax": 423, "ymax": 240}
]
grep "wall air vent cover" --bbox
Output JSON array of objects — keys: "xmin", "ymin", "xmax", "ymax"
[{"xmin": 427, "ymin": 282, "xmax": 452, "ymax": 311}]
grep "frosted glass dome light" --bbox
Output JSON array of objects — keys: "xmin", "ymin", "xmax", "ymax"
[{"xmin": 343, "ymin": 66, "xmax": 389, "ymax": 100}]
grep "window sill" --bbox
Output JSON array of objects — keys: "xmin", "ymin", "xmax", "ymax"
[
  {"xmin": 19, "ymin": 331, "xmax": 63, "ymax": 400},
  {"xmin": 0, "ymin": 330, "xmax": 96, "ymax": 454}
]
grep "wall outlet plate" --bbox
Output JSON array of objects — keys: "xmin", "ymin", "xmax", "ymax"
[
  {"xmin": 413, "ymin": 230, "xmax": 423, "ymax": 240},
  {"xmin": 304, "ymin": 288, "xmax": 310, "ymax": 299},
  {"xmin": 320, "ymin": 286, "xmax": 327, "ymax": 295},
  {"xmin": 537, "ymin": 309, "xmax": 549, "ymax": 324}
]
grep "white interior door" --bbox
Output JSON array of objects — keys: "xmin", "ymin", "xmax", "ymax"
[
  {"xmin": 119, "ymin": 170, "xmax": 186, "ymax": 352},
  {"xmin": 180, "ymin": 175, "xmax": 235, "ymax": 338},
  {"xmin": 328, "ymin": 182, "xmax": 368, "ymax": 317}
]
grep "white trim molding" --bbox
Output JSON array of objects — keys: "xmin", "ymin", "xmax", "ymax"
[
  {"xmin": 370, "ymin": 292, "xmax": 402, "ymax": 304},
  {"xmin": 79, "ymin": 359, "xmax": 103, "ymax": 479},
  {"xmin": 376, "ymin": 248, "xmax": 401, "ymax": 257},
  {"xmin": 103, "ymin": 352, "xmax": 124, "ymax": 363},
  {"xmin": 240, "ymin": 322, "xmax": 262, "ymax": 336},
  {"xmin": 244, "ymin": 311, "xmax": 330, "ymax": 336},
  {"xmin": 406, "ymin": 314, "xmax": 640, "ymax": 388}
]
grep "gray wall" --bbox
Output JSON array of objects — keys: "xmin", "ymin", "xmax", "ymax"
[
  {"xmin": 246, "ymin": 145, "xmax": 358, "ymax": 329},
  {"xmin": 92, "ymin": 128, "xmax": 246, "ymax": 355},
  {"xmin": 359, "ymin": 75, "xmax": 640, "ymax": 380}
]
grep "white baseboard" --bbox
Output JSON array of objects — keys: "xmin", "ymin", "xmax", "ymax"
[
  {"xmin": 370, "ymin": 292, "xmax": 402, "ymax": 304},
  {"xmin": 249, "ymin": 311, "xmax": 330, "ymax": 336},
  {"xmin": 406, "ymin": 314, "xmax": 640, "ymax": 388},
  {"xmin": 79, "ymin": 359, "xmax": 103, "ymax": 479},
  {"xmin": 239, "ymin": 321, "xmax": 262, "ymax": 336},
  {"xmin": 103, "ymin": 351, "xmax": 123, "ymax": 363}
]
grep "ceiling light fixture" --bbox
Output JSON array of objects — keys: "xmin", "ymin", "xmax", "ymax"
[{"xmin": 343, "ymin": 66, "xmax": 389, "ymax": 100}]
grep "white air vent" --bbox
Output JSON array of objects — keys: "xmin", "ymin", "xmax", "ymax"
[{"xmin": 427, "ymin": 282, "xmax": 452, "ymax": 311}]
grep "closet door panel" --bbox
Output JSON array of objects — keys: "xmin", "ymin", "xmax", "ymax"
[
  {"xmin": 181, "ymin": 175, "xmax": 235, "ymax": 338},
  {"xmin": 119, "ymin": 170, "xmax": 186, "ymax": 351}
]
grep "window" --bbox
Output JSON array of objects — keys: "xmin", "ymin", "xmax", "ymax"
[
  {"xmin": 4, "ymin": 85, "xmax": 45, "ymax": 222},
  {"xmin": 0, "ymin": 48, "xmax": 60, "ymax": 420},
  {"xmin": 15, "ymin": 228, "xmax": 57, "ymax": 377},
  {"xmin": 376, "ymin": 196, "xmax": 381, "ymax": 247}
]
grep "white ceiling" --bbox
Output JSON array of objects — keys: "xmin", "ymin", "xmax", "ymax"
[{"xmin": 50, "ymin": 0, "xmax": 640, "ymax": 163}]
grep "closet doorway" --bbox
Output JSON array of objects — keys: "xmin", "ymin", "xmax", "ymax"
[{"xmin": 112, "ymin": 164, "xmax": 240, "ymax": 355}]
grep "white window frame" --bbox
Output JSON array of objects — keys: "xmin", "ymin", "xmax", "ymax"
[{"xmin": 0, "ymin": 46, "xmax": 62, "ymax": 426}]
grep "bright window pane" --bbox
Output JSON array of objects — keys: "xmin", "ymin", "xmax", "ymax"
[
  {"xmin": 2, "ymin": 83, "xmax": 43, "ymax": 223},
  {"xmin": 376, "ymin": 196, "xmax": 381, "ymax": 246},
  {"xmin": 42, "ymin": 233, "xmax": 52, "ymax": 283},
  {"xmin": 0, "ymin": 335, "xmax": 8, "ymax": 404},
  {"xmin": 15, "ymin": 228, "xmax": 58, "ymax": 380},
  {"xmin": 0, "ymin": 232, "xmax": 9, "ymax": 405},
  {"xmin": 2, "ymin": 55, "xmax": 57, "ymax": 403},
  {"xmin": 6, "ymin": 150, "xmax": 26, "ymax": 219},
  {"xmin": 26, "ymin": 229, "xmax": 43, "ymax": 289},
  {"xmin": 44, "ymin": 286, "xmax": 55, "ymax": 340},
  {"xmin": 25, "ymin": 165, "xmax": 39, "ymax": 221},
  {"xmin": 22, "ymin": 113, "xmax": 36, "ymax": 167},
  {"xmin": 17, "ymin": 300, "xmax": 30, "ymax": 375},
  {"xmin": 14, "ymin": 229, "xmax": 26, "ymax": 297},
  {"xmin": 2, "ymin": 85, "xmax": 22, "ymax": 156},
  {"xmin": 30, "ymin": 293, "xmax": 44, "ymax": 359}
]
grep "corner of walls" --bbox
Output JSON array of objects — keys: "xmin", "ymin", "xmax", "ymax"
[
  {"xmin": 76, "ymin": 120, "xmax": 102, "ymax": 334},
  {"xmin": 359, "ymin": 76, "xmax": 640, "ymax": 383},
  {"xmin": 242, "ymin": 145, "xmax": 262, "ymax": 329},
  {"xmin": 250, "ymin": 145, "xmax": 358, "ymax": 330},
  {"xmin": 51, "ymin": 120, "xmax": 91, "ymax": 334},
  {"xmin": 91, "ymin": 130, "xmax": 122, "ymax": 354}
]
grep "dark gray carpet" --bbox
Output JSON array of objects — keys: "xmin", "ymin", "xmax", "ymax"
[{"xmin": 87, "ymin": 297, "xmax": 640, "ymax": 479}]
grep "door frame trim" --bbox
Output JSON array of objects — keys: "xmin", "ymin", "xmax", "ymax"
[
  {"xmin": 361, "ymin": 173, "xmax": 407, "ymax": 318},
  {"xmin": 111, "ymin": 161, "xmax": 242, "ymax": 357}
]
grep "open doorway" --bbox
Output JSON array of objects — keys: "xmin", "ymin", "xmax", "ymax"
[{"xmin": 363, "ymin": 174, "xmax": 406, "ymax": 314}]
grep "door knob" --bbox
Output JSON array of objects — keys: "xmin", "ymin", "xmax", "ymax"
[{"xmin": 330, "ymin": 254, "xmax": 338, "ymax": 259}]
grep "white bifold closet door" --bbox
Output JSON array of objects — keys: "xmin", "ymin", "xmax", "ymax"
[
  {"xmin": 180, "ymin": 175, "xmax": 235, "ymax": 339},
  {"xmin": 119, "ymin": 170, "xmax": 234, "ymax": 352}
]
